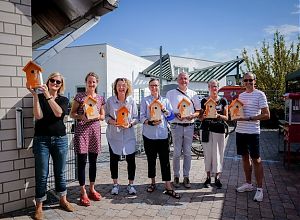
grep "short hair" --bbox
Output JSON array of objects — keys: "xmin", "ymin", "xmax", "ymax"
[
  {"xmin": 85, "ymin": 72, "xmax": 99, "ymax": 93},
  {"xmin": 46, "ymin": 72, "xmax": 65, "ymax": 95},
  {"xmin": 113, "ymin": 78, "xmax": 132, "ymax": 98},
  {"xmin": 148, "ymin": 78, "xmax": 159, "ymax": 84},
  {"xmin": 208, "ymin": 79, "xmax": 219, "ymax": 88},
  {"xmin": 177, "ymin": 72, "xmax": 189, "ymax": 80},
  {"xmin": 243, "ymin": 71, "xmax": 256, "ymax": 80}
]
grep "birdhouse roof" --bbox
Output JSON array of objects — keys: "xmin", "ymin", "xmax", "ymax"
[
  {"xmin": 177, "ymin": 97, "xmax": 191, "ymax": 109},
  {"xmin": 117, "ymin": 105, "xmax": 129, "ymax": 113},
  {"xmin": 204, "ymin": 98, "xmax": 217, "ymax": 106},
  {"xmin": 83, "ymin": 95, "xmax": 97, "ymax": 104},
  {"xmin": 228, "ymin": 98, "xmax": 244, "ymax": 109},
  {"xmin": 149, "ymin": 99, "xmax": 163, "ymax": 109},
  {"xmin": 22, "ymin": 61, "xmax": 43, "ymax": 73}
]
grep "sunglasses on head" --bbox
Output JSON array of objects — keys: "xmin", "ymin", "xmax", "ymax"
[
  {"xmin": 243, "ymin": 79, "xmax": 254, "ymax": 83},
  {"xmin": 49, "ymin": 78, "xmax": 62, "ymax": 84}
]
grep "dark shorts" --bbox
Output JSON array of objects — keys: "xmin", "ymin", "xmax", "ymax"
[{"xmin": 236, "ymin": 132, "xmax": 260, "ymax": 159}]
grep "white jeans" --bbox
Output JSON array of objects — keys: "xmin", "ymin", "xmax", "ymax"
[
  {"xmin": 171, "ymin": 124, "xmax": 194, "ymax": 178},
  {"xmin": 202, "ymin": 131, "xmax": 226, "ymax": 174}
]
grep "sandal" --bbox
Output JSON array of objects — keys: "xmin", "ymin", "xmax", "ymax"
[
  {"xmin": 147, "ymin": 183, "xmax": 156, "ymax": 193},
  {"xmin": 88, "ymin": 191, "xmax": 102, "ymax": 201},
  {"xmin": 80, "ymin": 194, "xmax": 91, "ymax": 206},
  {"xmin": 164, "ymin": 189, "xmax": 181, "ymax": 199}
]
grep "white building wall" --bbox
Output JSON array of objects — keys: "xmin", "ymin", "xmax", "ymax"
[
  {"xmin": 34, "ymin": 44, "xmax": 152, "ymax": 100},
  {"xmin": 0, "ymin": 0, "xmax": 35, "ymax": 214}
]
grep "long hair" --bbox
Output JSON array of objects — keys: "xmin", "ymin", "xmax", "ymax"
[{"xmin": 46, "ymin": 72, "xmax": 65, "ymax": 95}]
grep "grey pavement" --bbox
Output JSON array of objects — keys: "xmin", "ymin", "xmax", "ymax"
[{"xmin": 1, "ymin": 129, "xmax": 300, "ymax": 220}]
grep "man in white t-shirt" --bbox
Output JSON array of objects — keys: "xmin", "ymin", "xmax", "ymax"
[
  {"xmin": 235, "ymin": 72, "xmax": 270, "ymax": 202},
  {"xmin": 166, "ymin": 72, "xmax": 200, "ymax": 188}
]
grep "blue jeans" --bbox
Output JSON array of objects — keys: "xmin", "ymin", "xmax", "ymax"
[{"xmin": 33, "ymin": 135, "xmax": 68, "ymax": 202}]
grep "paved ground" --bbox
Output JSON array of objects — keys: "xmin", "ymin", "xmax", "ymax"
[{"xmin": 1, "ymin": 129, "xmax": 300, "ymax": 220}]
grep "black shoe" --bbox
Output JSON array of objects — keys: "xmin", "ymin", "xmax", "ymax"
[
  {"xmin": 215, "ymin": 178, "xmax": 222, "ymax": 189},
  {"xmin": 203, "ymin": 177, "xmax": 211, "ymax": 188}
]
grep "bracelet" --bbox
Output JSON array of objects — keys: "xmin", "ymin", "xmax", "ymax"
[{"xmin": 46, "ymin": 96, "xmax": 53, "ymax": 101}]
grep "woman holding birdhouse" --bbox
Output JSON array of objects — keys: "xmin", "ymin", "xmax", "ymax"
[
  {"xmin": 140, "ymin": 78, "xmax": 180, "ymax": 199},
  {"xmin": 200, "ymin": 79, "xmax": 228, "ymax": 189},
  {"xmin": 28, "ymin": 72, "xmax": 74, "ymax": 220},
  {"xmin": 70, "ymin": 72, "xmax": 105, "ymax": 206},
  {"xmin": 105, "ymin": 78, "xmax": 138, "ymax": 195}
]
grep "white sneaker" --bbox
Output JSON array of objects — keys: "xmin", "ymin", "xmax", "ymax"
[
  {"xmin": 253, "ymin": 188, "xmax": 263, "ymax": 202},
  {"xmin": 111, "ymin": 184, "xmax": 119, "ymax": 195},
  {"xmin": 127, "ymin": 184, "xmax": 136, "ymax": 195},
  {"xmin": 236, "ymin": 183, "xmax": 254, "ymax": 192}
]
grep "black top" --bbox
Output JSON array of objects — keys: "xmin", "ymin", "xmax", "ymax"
[
  {"xmin": 200, "ymin": 97, "xmax": 228, "ymax": 133},
  {"xmin": 34, "ymin": 94, "xmax": 69, "ymax": 136}
]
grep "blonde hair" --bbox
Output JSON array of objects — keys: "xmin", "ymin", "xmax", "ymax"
[
  {"xmin": 46, "ymin": 72, "xmax": 65, "ymax": 94},
  {"xmin": 208, "ymin": 79, "xmax": 219, "ymax": 88},
  {"xmin": 113, "ymin": 78, "xmax": 132, "ymax": 98}
]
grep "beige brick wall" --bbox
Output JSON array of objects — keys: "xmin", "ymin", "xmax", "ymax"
[{"xmin": 0, "ymin": 0, "xmax": 34, "ymax": 214}]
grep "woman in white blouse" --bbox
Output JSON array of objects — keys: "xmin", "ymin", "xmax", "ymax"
[{"xmin": 105, "ymin": 78, "xmax": 138, "ymax": 195}]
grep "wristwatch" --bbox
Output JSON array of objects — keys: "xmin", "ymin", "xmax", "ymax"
[{"xmin": 248, "ymin": 117, "xmax": 252, "ymax": 121}]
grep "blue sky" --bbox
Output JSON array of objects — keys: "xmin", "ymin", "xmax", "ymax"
[{"xmin": 68, "ymin": 0, "xmax": 300, "ymax": 62}]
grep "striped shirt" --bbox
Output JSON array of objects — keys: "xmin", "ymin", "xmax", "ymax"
[{"xmin": 236, "ymin": 89, "xmax": 268, "ymax": 134}]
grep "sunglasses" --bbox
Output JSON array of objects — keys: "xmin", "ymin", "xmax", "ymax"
[
  {"xmin": 49, "ymin": 78, "xmax": 62, "ymax": 84},
  {"xmin": 243, "ymin": 79, "xmax": 254, "ymax": 83}
]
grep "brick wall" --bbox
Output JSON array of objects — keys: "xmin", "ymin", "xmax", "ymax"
[{"xmin": 0, "ymin": 0, "xmax": 34, "ymax": 214}]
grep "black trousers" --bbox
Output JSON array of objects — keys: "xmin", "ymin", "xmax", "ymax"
[
  {"xmin": 143, "ymin": 135, "xmax": 171, "ymax": 181},
  {"xmin": 77, "ymin": 152, "xmax": 98, "ymax": 186},
  {"xmin": 109, "ymin": 145, "xmax": 136, "ymax": 181}
]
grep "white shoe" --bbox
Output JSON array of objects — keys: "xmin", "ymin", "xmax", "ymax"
[
  {"xmin": 111, "ymin": 184, "xmax": 119, "ymax": 195},
  {"xmin": 127, "ymin": 184, "xmax": 136, "ymax": 195},
  {"xmin": 253, "ymin": 188, "xmax": 263, "ymax": 202},
  {"xmin": 236, "ymin": 183, "xmax": 254, "ymax": 192}
]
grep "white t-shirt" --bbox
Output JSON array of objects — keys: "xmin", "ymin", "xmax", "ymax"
[
  {"xmin": 166, "ymin": 88, "xmax": 200, "ymax": 123},
  {"xmin": 236, "ymin": 89, "xmax": 268, "ymax": 134}
]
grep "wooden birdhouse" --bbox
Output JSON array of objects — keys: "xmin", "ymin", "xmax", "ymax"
[
  {"xmin": 204, "ymin": 98, "xmax": 217, "ymax": 118},
  {"xmin": 116, "ymin": 105, "xmax": 129, "ymax": 126},
  {"xmin": 83, "ymin": 96, "xmax": 99, "ymax": 120},
  {"xmin": 149, "ymin": 99, "xmax": 163, "ymax": 121},
  {"xmin": 228, "ymin": 98, "xmax": 244, "ymax": 120},
  {"xmin": 177, "ymin": 97, "xmax": 192, "ymax": 118},
  {"xmin": 22, "ymin": 61, "xmax": 43, "ymax": 89}
]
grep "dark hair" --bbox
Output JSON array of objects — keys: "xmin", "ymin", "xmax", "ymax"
[{"xmin": 148, "ymin": 78, "xmax": 159, "ymax": 84}]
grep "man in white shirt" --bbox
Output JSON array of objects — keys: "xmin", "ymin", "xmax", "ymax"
[
  {"xmin": 166, "ymin": 72, "xmax": 200, "ymax": 188},
  {"xmin": 235, "ymin": 72, "xmax": 270, "ymax": 202}
]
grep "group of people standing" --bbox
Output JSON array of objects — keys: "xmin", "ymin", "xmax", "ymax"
[{"xmin": 28, "ymin": 71, "xmax": 269, "ymax": 220}]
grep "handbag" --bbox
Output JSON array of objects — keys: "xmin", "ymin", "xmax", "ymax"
[{"xmin": 201, "ymin": 129, "xmax": 209, "ymax": 142}]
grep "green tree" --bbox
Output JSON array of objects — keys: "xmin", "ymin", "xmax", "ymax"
[{"xmin": 242, "ymin": 31, "xmax": 300, "ymax": 107}]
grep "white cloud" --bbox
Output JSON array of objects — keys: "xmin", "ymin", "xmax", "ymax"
[
  {"xmin": 264, "ymin": 24, "xmax": 299, "ymax": 36},
  {"xmin": 291, "ymin": 4, "xmax": 300, "ymax": 14}
]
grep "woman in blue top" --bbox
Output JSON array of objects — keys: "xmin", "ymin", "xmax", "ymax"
[{"xmin": 140, "ymin": 78, "xmax": 180, "ymax": 199}]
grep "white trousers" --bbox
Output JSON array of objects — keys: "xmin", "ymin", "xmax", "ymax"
[{"xmin": 202, "ymin": 131, "xmax": 226, "ymax": 174}]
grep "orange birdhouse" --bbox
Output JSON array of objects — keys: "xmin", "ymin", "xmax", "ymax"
[
  {"xmin": 116, "ymin": 105, "xmax": 129, "ymax": 126},
  {"xmin": 22, "ymin": 61, "xmax": 43, "ymax": 89},
  {"xmin": 228, "ymin": 98, "xmax": 244, "ymax": 120},
  {"xmin": 149, "ymin": 99, "xmax": 163, "ymax": 121},
  {"xmin": 204, "ymin": 98, "xmax": 217, "ymax": 118},
  {"xmin": 83, "ymin": 96, "xmax": 99, "ymax": 120},
  {"xmin": 177, "ymin": 97, "xmax": 192, "ymax": 118}
]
